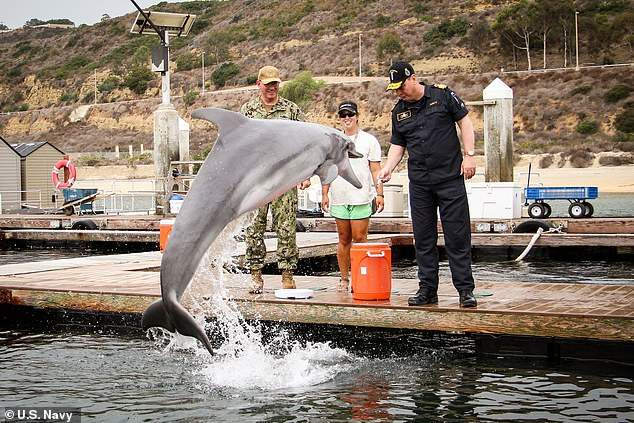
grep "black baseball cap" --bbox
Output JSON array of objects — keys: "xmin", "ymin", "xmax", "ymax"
[
  {"xmin": 386, "ymin": 61, "xmax": 415, "ymax": 90},
  {"xmin": 338, "ymin": 101, "xmax": 358, "ymax": 115}
]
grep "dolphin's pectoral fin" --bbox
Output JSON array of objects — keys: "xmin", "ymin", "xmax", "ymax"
[
  {"xmin": 315, "ymin": 163, "xmax": 339, "ymax": 185},
  {"xmin": 338, "ymin": 160, "xmax": 363, "ymax": 189}
]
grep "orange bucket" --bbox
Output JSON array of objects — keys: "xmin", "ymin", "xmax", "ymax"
[
  {"xmin": 350, "ymin": 242, "xmax": 392, "ymax": 300},
  {"xmin": 159, "ymin": 219, "xmax": 175, "ymax": 252}
]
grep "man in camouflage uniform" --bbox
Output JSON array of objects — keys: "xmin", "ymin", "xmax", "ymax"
[{"xmin": 240, "ymin": 65, "xmax": 310, "ymax": 293}]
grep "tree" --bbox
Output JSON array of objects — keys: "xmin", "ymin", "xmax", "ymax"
[
  {"xmin": 493, "ymin": 0, "xmax": 537, "ymax": 70},
  {"xmin": 467, "ymin": 19, "xmax": 492, "ymax": 54},
  {"xmin": 0, "ymin": 23, "xmax": 8, "ymax": 30},
  {"xmin": 376, "ymin": 32, "xmax": 404, "ymax": 60},
  {"xmin": 123, "ymin": 67, "xmax": 154, "ymax": 95},
  {"xmin": 280, "ymin": 71, "xmax": 324, "ymax": 108},
  {"xmin": 212, "ymin": 62, "xmax": 239, "ymax": 88},
  {"xmin": 24, "ymin": 18, "xmax": 45, "ymax": 27}
]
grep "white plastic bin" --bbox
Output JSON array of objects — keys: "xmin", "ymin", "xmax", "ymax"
[
  {"xmin": 375, "ymin": 184, "xmax": 404, "ymax": 217},
  {"xmin": 466, "ymin": 182, "xmax": 522, "ymax": 219}
]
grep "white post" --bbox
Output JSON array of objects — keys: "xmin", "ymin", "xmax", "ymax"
[
  {"xmin": 483, "ymin": 78, "xmax": 514, "ymax": 182},
  {"xmin": 575, "ymin": 11, "xmax": 580, "ymax": 71},
  {"xmin": 140, "ymin": 144, "xmax": 144, "ymax": 154},
  {"xmin": 161, "ymin": 31, "xmax": 171, "ymax": 105},
  {"xmin": 94, "ymin": 69, "xmax": 97, "ymax": 104},
  {"xmin": 115, "ymin": 145, "xmax": 120, "ymax": 159},
  {"xmin": 129, "ymin": 144, "xmax": 133, "ymax": 157},
  {"xmin": 358, "ymin": 33, "xmax": 362, "ymax": 77},
  {"xmin": 201, "ymin": 51, "xmax": 205, "ymax": 94}
]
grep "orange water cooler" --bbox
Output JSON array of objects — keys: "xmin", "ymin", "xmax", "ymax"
[
  {"xmin": 350, "ymin": 243, "xmax": 392, "ymax": 300},
  {"xmin": 159, "ymin": 219, "xmax": 175, "ymax": 252}
]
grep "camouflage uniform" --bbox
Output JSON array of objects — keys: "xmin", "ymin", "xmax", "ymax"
[{"xmin": 240, "ymin": 96, "xmax": 306, "ymax": 271}]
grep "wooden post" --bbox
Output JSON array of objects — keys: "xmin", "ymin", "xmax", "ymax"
[{"xmin": 483, "ymin": 78, "xmax": 514, "ymax": 182}]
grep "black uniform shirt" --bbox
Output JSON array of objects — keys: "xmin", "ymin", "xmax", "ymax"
[{"xmin": 390, "ymin": 83, "xmax": 469, "ymax": 185}]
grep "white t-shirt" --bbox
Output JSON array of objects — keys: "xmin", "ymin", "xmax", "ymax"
[{"xmin": 329, "ymin": 130, "xmax": 382, "ymax": 206}]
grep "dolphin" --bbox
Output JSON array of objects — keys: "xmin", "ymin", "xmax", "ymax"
[{"xmin": 142, "ymin": 107, "xmax": 363, "ymax": 355}]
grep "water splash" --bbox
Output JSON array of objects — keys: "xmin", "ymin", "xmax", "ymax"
[{"xmin": 152, "ymin": 213, "xmax": 356, "ymax": 389}]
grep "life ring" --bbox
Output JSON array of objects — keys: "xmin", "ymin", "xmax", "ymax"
[{"xmin": 51, "ymin": 159, "xmax": 77, "ymax": 189}]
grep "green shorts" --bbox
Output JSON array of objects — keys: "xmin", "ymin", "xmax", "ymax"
[{"xmin": 330, "ymin": 203, "xmax": 372, "ymax": 220}]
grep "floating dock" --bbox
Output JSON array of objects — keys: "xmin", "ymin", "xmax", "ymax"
[{"xmin": 0, "ymin": 251, "xmax": 632, "ymax": 362}]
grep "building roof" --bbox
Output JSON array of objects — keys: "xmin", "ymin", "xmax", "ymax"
[
  {"xmin": 0, "ymin": 135, "xmax": 20, "ymax": 156},
  {"xmin": 11, "ymin": 141, "xmax": 64, "ymax": 157}
]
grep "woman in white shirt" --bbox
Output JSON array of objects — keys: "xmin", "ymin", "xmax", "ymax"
[{"xmin": 321, "ymin": 101, "xmax": 384, "ymax": 292}]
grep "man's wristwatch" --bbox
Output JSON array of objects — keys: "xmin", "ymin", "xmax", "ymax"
[{"xmin": 465, "ymin": 149, "xmax": 475, "ymax": 157}]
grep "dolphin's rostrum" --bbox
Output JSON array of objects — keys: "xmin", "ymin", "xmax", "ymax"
[{"xmin": 142, "ymin": 107, "xmax": 363, "ymax": 354}]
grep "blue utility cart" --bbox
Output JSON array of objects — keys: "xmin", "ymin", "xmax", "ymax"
[
  {"xmin": 61, "ymin": 188, "xmax": 98, "ymax": 216},
  {"xmin": 524, "ymin": 186, "xmax": 598, "ymax": 218}
]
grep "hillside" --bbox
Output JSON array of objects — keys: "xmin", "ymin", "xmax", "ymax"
[{"xmin": 0, "ymin": 0, "xmax": 633, "ymax": 158}]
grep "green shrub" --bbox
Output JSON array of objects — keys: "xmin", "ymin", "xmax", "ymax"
[
  {"xmin": 569, "ymin": 85, "xmax": 592, "ymax": 96},
  {"xmin": 7, "ymin": 66, "xmax": 22, "ymax": 79},
  {"xmin": 55, "ymin": 55, "xmax": 92, "ymax": 79},
  {"xmin": 375, "ymin": 15, "xmax": 391, "ymax": 27},
  {"xmin": 576, "ymin": 119, "xmax": 599, "ymax": 135},
  {"xmin": 280, "ymin": 71, "xmax": 324, "ymax": 108},
  {"xmin": 77, "ymin": 153, "xmax": 107, "ymax": 166},
  {"xmin": 59, "ymin": 92, "xmax": 78, "ymax": 103},
  {"xmin": 423, "ymin": 18, "xmax": 468, "ymax": 47},
  {"xmin": 212, "ymin": 62, "xmax": 240, "ymax": 88},
  {"xmin": 183, "ymin": 90, "xmax": 199, "ymax": 106},
  {"xmin": 604, "ymin": 84, "xmax": 632, "ymax": 103},
  {"xmin": 127, "ymin": 152, "xmax": 153, "ymax": 167},
  {"xmin": 175, "ymin": 51, "xmax": 199, "ymax": 72},
  {"xmin": 376, "ymin": 32, "xmax": 404, "ymax": 59},
  {"xmin": 615, "ymin": 109, "xmax": 634, "ymax": 133},
  {"xmin": 18, "ymin": 104, "xmax": 29, "ymax": 112},
  {"xmin": 98, "ymin": 76, "xmax": 120, "ymax": 93},
  {"xmin": 123, "ymin": 67, "xmax": 154, "ymax": 95}
]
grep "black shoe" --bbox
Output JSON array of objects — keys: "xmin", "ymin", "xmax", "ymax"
[
  {"xmin": 459, "ymin": 290, "xmax": 477, "ymax": 308},
  {"xmin": 408, "ymin": 288, "xmax": 438, "ymax": 306}
]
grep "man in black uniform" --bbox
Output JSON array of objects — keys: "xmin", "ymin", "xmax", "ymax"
[{"xmin": 378, "ymin": 61, "xmax": 477, "ymax": 308}]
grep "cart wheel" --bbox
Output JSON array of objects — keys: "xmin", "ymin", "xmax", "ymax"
[
  {"xmin": 568, "ymin": 202, "xmax": 585, "ymax": 218},
  {"xmin": 582, "ymin": 201, "xmax": 594, "ymax": 218},
  {"xmin": 542, "ymin": 203, "xmax": 552, "ymax": 218},
  {"xmin": 528, "ymin": 203, "xmax": 545, "ymax": 218},
  {"xmin": 63, "ymin": 206, "xmax": 74, "ymax": 216}
]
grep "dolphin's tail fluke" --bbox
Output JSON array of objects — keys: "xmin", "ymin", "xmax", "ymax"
[{"xmin": 142, "ymin": 298, "xmax": 215, "ymax": 355}]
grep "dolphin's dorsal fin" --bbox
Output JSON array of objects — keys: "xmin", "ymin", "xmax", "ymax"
[
  {"xmin": 191, "ymin": 108, "xmax": 249, "ymax": 140},
  {"xmin": 315, "ymin": 163, "xmax": 339, "ymax": 185}
]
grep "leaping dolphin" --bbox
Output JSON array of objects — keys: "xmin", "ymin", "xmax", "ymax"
[{"xmin": 142, "ymin": 107, "xmax": 363, "ymax": 355}]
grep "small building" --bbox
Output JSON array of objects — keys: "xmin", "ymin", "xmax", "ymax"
[
  {"xmin": 0, "ymin": 135, "xmax": 22, "ymax": 212},
  {"xmin": 11, "ymin": 141, "xmax": 64, "ymax": 209}
]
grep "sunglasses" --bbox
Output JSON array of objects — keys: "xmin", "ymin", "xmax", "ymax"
[{"xmin": 338, "ymin": 112, "xmax": 356, "ymax": 118}]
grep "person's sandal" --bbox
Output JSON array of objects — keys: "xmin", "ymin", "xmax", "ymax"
[{"xmin": 337, "ymin": 278, "xmax": 349, "ymax": 292}]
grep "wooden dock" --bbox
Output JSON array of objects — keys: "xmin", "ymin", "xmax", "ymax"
[{"xmin": 0, "ymin": 252, "xmax": 632, "ymax": 346}]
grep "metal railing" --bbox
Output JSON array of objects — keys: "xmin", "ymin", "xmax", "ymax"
[{"xmin": 0, "ymin": 190, "xmax": 45, "ymax": 214}]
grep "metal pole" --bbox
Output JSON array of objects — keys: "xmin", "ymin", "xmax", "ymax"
[
  {"xmin": 358, "ymin": 33, "xmax": 362, "ymax": 77},
  {"xmin": 201, "ymin": 50, "xmax": 205, "ymax": 94},
  {"xmin": 94, "ymin": 69, "xmax": 97, "ymax": 104},
  {"xmin": 161, "ymin": 31, "xmax": 171, "ymax": 105},
  {"xmin": 575, "ymin": 11, "xmax": 580, "ymax": 71}
]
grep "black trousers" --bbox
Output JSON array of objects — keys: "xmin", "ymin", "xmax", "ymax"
[{"xmin": 409, "ymin": 177, "xmax": 475, "ymax": 292}]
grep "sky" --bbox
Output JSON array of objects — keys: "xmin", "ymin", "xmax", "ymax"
[{"xmin": 0, "ymin": 0, "xmax": 187, "ymax": 29}]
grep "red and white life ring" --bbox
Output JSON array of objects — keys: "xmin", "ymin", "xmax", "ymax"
[{"xmin": 51, "ymin": 159, "xmax": 77, "ymax": 189}]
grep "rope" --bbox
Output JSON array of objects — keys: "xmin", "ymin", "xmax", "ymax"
[{"xmin": 514, "ymin": 225, "xmax": 564, "ymax": 262}]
